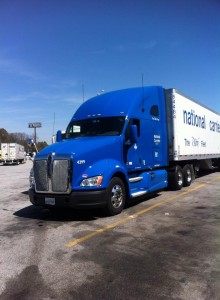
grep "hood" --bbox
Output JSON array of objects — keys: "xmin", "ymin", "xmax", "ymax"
[{"xmin": 36, "ymin": 136, "xmax": 122, "ymax": 161}]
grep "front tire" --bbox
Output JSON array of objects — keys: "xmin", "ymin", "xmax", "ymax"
[{"xmin": 105, "ymin": 177, "xmax": 126, "ymax": 216}]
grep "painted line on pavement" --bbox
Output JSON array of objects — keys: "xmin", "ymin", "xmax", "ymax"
[{"xmin": 66, "ymin": 176, "xmax": 220, "ymax": 248}]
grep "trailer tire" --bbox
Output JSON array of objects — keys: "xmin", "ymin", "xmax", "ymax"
[
  {"xmin": 182, "ymin": 164, "xmax": 192, "ymax": 187},
  {"xmin": 104, "ymin": 177, "xmax": 126, "ymax": 216},
  {"xmin": 217, "ymin": 159, "xmax": 220, "ymax": 171},
  {"xmin": 170, "ymin": 165, "xmax": 183, "ymax": 190}
]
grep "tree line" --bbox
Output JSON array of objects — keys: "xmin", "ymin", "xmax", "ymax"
[{"xmin": 0, "ymin": 128, "xmax": 48, "ymax": 152}]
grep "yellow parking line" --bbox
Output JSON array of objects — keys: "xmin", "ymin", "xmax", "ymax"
[{"xmin": 66, "ymin": 176, "xmax": 220, "ymax": 248}]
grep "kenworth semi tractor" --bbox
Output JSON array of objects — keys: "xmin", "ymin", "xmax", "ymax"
[{"xmin": 29, "ymin": 86, "xmax": 220, "ymax": 215}]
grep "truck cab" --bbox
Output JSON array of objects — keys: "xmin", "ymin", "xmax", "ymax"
[{"xmin": 29, "ymin": 86, "xmax": 168, "ymax": 215}]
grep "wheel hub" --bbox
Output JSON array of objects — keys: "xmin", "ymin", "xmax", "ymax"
[{"xmin": 111, "ymin": 185, "xmax": 123, "ymax": 208}]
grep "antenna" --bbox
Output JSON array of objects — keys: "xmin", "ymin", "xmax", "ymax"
[
  {"xmin": 82, "ymin": 84, "xmax": 85, "ymax": 103},
  {"xmin": 141, "ymin": 73, "xmax": 145, "ymax": 112},
  {"xmin": 52, "ymin": 112, "xmax": 55, "ymax": 136}
]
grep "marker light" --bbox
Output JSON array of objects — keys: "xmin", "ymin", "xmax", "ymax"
[{"xmin": 80, "ymin": 176, "xmax": 103, "ymax": 187}]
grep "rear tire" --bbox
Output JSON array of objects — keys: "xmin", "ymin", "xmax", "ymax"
[
  {"xmin": 169, "ymin": 165, "xmax": 183, "ymax": 190},
  {"xmin": 182, "ymin": 164, "xmax": 192, "ymax": 187},
  {"xmin": 104, "ymin": 177, "xmax": 126, "ymax": 216},
  {"xmin": 217, "ymin": 159, "xmax": 220, "ymax": 171}
]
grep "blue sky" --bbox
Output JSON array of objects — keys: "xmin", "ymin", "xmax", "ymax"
[{"xmin": 0, "ymin": 0, "xmax": 220, "ymax": 144}]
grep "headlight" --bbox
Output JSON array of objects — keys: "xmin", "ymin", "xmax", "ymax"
[{"xmin": 80, "ymin": 176, "xmax": 103, "ymax": 187}]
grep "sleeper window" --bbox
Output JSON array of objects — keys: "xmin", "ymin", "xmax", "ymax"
[{"xmin": 150, "ymin": 105, "xmax": 159, "ymax": 117}]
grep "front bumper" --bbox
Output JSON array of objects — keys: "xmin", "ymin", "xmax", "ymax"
[{"xmin": 29, "ymin": 188, "xmax": 107, "ymax": 209}]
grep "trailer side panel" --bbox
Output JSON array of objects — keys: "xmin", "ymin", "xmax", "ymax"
[{"xmin": 165, "ymin": 89, "xmax": 220, "ymax": 161}]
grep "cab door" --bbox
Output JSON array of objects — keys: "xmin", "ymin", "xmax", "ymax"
[{"xmin": 124, "ymin": 119, "xmax": 142, "ymax": 172}]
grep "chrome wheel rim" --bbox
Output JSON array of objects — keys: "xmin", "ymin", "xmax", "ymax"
[
  {"xmin": 177, "ymin": 171, "xmax": 183, "ymax": 186},
  {"xmin": 186, "ymin": 169, "xmax": 192, "ymax": 183},
  {"xmin": 111, "ymin": 185, "xmax": 123, "ymax": 208}
]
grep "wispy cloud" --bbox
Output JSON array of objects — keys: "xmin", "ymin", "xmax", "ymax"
[
  {"xmin": 0, "ymin": 56, "xmax": 43, "ymax": 80},
  {"xmin": 62, "ymin": 95, "xmax": 84, "ymax": 106},
  {"xmin": 0, "ymin": 106, "xmax": 43, "ymax": 114},
  {"xmin": 2, "ymin": 92, "xmax": 48, "ymax": 103},
  {"xmin": 169, "ymin": 39, "xmax": 184, "ymax": 48},
  {"xmin": 50, "ymin": 79, "xmax": 78, "ymax": 89},
  {"xmin": 2, "ymin": 90, "xmax": 83, "ymax": 107},
  {"xmin": 90, "ymin": 49, "xmax": 106, "ymax": 55},
  {"xmin": 142, "ymin": 41, "xmax": 157, "ymax": 49},
  {"xmin": 114, "ymin": 41, "xmax": 158, "ymax": 53},
  {"xmin": 2, "ymin": 95, "xmax": 25, "ymax": 102}
]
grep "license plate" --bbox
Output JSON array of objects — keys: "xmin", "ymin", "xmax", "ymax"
[{"xmin": 45, "ymin": 197, "xmax": 55, "ymax": 205}]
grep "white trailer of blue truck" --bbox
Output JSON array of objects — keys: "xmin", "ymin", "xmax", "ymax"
[{"xmin": 165, "ymin": 89, "xmax": 220, "ymax": 179}]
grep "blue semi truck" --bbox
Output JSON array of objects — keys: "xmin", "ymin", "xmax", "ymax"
[{"xmin": 29, "ymin": 86, "xmax": 220, "ymax": 215}]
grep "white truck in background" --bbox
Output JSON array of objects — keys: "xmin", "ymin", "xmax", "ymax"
[{"xmin": 1, "ymin": 143, "xmax": 26, "ymax": 165}]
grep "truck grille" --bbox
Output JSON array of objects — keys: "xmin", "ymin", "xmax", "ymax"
[
  {"xmin": 34, "ymin": 160, "xmax": 48, "ymax": 191},
  {"xmin": 34, "ymin": 158, "xmax": 71, "ymax": 193},
  {"xmin": 52, "ymin": 160, "xmax": 69, "ymax": 192}
]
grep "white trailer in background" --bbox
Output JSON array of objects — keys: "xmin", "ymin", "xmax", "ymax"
[{"xmin": 1, "ymin": 143, "xmax": 26, "ymax": 165}]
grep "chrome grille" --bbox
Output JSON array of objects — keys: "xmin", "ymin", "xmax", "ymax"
[
  {"xmin": 34, "ymin": 160, "xmax": 48, "ymax": 191},
  {"xmin": 52, "ymin": 160, "xmax": 69, "ymax": 192},
  {"xmin": 34, "ymin": 157, "xmax": 71, "ymax": 193}
]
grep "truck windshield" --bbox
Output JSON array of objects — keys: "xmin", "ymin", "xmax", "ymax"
[{"xmin": 66, "ymin": 117, "xmax": 125, "ymax": 139}]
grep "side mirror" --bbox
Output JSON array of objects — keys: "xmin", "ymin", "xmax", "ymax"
[
  {"xmin": 28, "ymin": 139, "xmax": 34, "ymax": 146},
  {"xmin": 56, "ymin": 130, "xmax": 62, "ymax": 142},
  {"xmin": 129, "ymin": 125, "xmax": 138, "ymax": 144},
  {"xmin": 27, "ymin": 139, "xmax": 38, "ymax": 153}
]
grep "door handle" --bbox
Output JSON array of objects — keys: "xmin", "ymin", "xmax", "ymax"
[{"xmin": 151, "ymin": 172, "xmax": 155, "ymax": 179}]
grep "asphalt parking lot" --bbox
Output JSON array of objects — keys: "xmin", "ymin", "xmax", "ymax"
[{"xmin": 0, "ymin": 160, "xmax": 220, "ymax": 300}]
